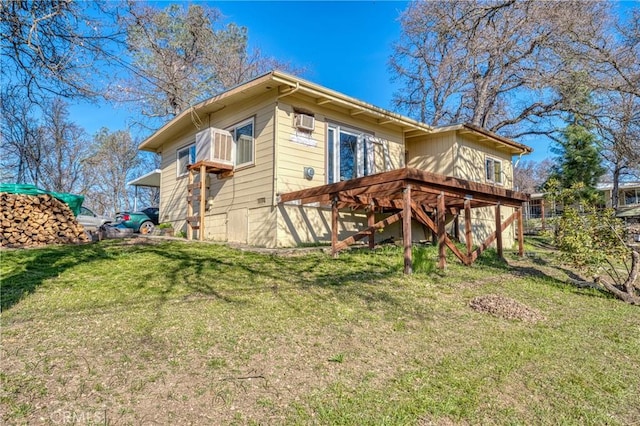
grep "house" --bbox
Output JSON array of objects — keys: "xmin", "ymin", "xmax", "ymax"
[
  {"xmin": 138, "ymin": 71, "xmax": 531, "ymax": 268},
  {"xmin": 524, "ymin": 182, "xmax": 640, "ymax": 241}
]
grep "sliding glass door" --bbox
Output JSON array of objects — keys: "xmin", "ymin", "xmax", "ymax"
[{"xmin": 327, "ymin": 124, "xmax": 374, "ymax": 184}]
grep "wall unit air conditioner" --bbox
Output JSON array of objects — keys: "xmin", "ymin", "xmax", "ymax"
[
  {"xmin": 195, "ymin": 127, "xmax": 234, "ymax": 165},
  {"xmin": 294, "ymin": 114, "xmax": 315, "ymax": 132}
]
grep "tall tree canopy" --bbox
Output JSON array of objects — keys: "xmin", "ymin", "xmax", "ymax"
[
  {"xmin": 120, "ymin": 3, "xmax": 296, "ymax": 124},
  {"xmin": 0, "ymin": 0, "xmax": 121, "ymax": 103},
  {"xmin": 390, "ymin": 0, "xmax": 609, "ymax": 137},
  {"xmin": 547, "ymin": 121, "xmax": 605, "ymax": 203}
]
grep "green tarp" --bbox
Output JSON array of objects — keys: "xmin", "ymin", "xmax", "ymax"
[{"xmin": 0, "ymin": 184, "xmax": 84, "ymax": 216}]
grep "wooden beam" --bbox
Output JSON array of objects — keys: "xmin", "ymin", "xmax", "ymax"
[
  {"xmin": 411, "ymin": 202, "xmax": 436, "ymax": 233},
  {"xmin": 350, "ymin": 109, "xmax": 365, "ymax": 116},
  {"xmin": 444, "ymin": 235, "xmax": 469, "ymax": 265},
  {"xmin": 316, "ymin": 97, "xmax": 332, "ymax": 105},
  {"xmin": 188, "ymin": 160, "xmax": 233, "ymax": 172},
  {"xmin": 517, "ymin": 206, "xmax": 524, "ymax": 257},
  {"xmin": 367, "ymin": 208, "xmax": 375, "ymax": 249},
  {"xmin": 464, "ymin": 199, "xmax": 473, "ymax": 259},
  {"xmin": 334, "ymin": 212, "xmax": 403, "ymax": 252},
  {"xmin": 331, "ymin": 200, "xmax": 338, "ymax": 258},
  {"xmin": 470, "ymin": 209, "xmax": 518, "ymax": 263},
  {"xmin": 437, "ymin": 192, "xmax": 447, "ymax": 269},
  {"xmin": 495, "ymin": 203, "xmax": 502, "ymax": 258},
  {"xmin": 454, "ymin": 213, "xmax": 460, "ymax": 241},
  {"xmin": 199, "ymin": 164, "xmax": 206, "ymax": 241},
  {"xmin": 187, "ymin": 169, "xmax": 194, "ymax": 241},
  {"xmin": 403, "ymin": 185, "xmax": 413, "ymax": 275}
]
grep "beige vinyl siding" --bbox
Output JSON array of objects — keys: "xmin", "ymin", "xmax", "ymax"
[
  {"xmin": 157, "ymin": 92, "xmax": 276, "ymax": 245},
  {"xmin": 454, "ymin": 134, "xmax": 517, "ymax": 249},
  {"xmin": 455, "ymin": 134, "xmax": 513, "ymax": 187},
  {"xmin": 276, "ymin": 204, "xmax": 367, "ymax": 247},
  {"xmin": 248, "ymin": 206, "xmax": 276, "ymax": 246},
  {"xmin": 458, "ymin": 205, "xmax": 516, "ymax": 249},
  {"xmin": 203, "ymin": 213, "xmax": 227, "ymax": 241},
  {"xmin": 159, "ymin": 132, "xmax": 198, "ymax": 224},
  {"xmin": 275, "ymin": 98, "xmax": 406, "ymax": 195},
  {"xmin": 406, "ymin": 132, "xmax": 456, "ymax": 176}
]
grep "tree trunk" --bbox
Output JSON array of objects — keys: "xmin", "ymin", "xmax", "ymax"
[
  {"xmin": 599, "ymin": 249, "xmax": 640, "ymax": 305},
  {"xmin": 612, "ymin": 164, "xmax": 621, "ymax": 210}
]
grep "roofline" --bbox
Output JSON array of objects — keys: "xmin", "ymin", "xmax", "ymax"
[
  {"xmin": 268, "ymin": 70, "xmax": 433, "ymax": 133},
  {"xmin": 431, "ymin": 123, "xmax": 533, "ymax": 155},
  {"xmin": 139, "ymin": 70, "xmax": 434, "ymax": 151},
  {"xmin": 139, "ymin": 72, "xmax": 277, "ymax": 151},
  {"xmin": 138, "ymin": 70, "xmax": 533, "ymax": 156}
]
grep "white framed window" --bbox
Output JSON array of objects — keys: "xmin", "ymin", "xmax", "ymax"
[
  {"xmin": 327, "ymin": 123, "xmax": 375, "ymax": 184},
  {"xmin": 485, "ymin": 156, "xmax": 503, "ymax": 185},
  {"xmin": 230, "ymin": 118, "xmax": 254, "ymax": 168},
  {"xmin": 177, "ymin": 143, "xmax": 196, "ymax": 177}
]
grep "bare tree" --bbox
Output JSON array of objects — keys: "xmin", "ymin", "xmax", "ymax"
[
  {"xmin": 119, "ymin": 3, "xmax": 299, "ymax": 126},
  {"xmin": 84, "ymin": 128, "xmax": 140, "ymax": 215},
  {"xmin": 390, "ymin": 0, "xmax": 608, "ymax": 138},
  {"xmin": 513, "ymin": 158, "xmax": 553, "ymax": 193},
  {"xmin": 36, "ymin": 98, "xmax": 93, "ymax": 194},
  {"xmin": 595, "ymin": 93, "xmax": 640, "ymax": 209},
  {"xmin": 0, "ymin": 0, "xmax": 123, "ymax": 103},
  {"xmin": 0, "ymin": 88, "xmax": 39, "ymax": 184}
]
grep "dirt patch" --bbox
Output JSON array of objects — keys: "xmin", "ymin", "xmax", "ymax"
[{"xmin": 469, "ymin": 294, "xmax": 545, "ymax": 322}]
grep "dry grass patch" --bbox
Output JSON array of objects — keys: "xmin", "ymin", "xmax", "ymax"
[
  {"xmin": 1, "ymin": 239, "xmax": 639, "ymax": 425},
  {"xmin": 469, "ymin": 294, "xmax": 546, "ymax": 322}
]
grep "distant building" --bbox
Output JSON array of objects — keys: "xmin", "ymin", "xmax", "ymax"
[{"xmin": 524, "ymin": 181, "xmax": 640, "ymax": 242}]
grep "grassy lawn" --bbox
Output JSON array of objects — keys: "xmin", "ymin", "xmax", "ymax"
[{"xmin": 1, "ymin": 237, "xmax": 639, "ymax": 425}]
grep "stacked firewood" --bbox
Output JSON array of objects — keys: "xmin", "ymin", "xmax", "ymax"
[{"xmin": 0, "ymin": 193, "xmax": 90, "ymax": 248}]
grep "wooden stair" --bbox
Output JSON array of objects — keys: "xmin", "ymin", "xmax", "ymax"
[{"xmin": 186, "ymin": 161, "xmax": 233, "ymax": 240}]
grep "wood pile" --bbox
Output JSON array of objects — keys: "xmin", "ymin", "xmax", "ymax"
[{"xmin": 1, "ymin": 193, "xmax": 90, "ymax": 248}]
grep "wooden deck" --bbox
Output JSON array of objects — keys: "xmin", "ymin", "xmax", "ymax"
[{"xmin": 279, "ymin": 168, "xmax": 529, "ymax": 273}]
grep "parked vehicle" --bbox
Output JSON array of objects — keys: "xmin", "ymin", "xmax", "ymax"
[
  {"xmin": 115, "ymin": 207, "xmax": 159, "ymax": 234},
  {"xmin": 77, "ymin": 206, "xmax": 113, "ymax": 230}
]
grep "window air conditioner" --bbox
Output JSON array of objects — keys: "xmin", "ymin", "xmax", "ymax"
[
  {"xmin": 195, "ymin": 127, "xmax": 234, "ymax": 165},
  {"xmin": 294, "ymin": 114, "xmax": 315, "ymax": 132}
]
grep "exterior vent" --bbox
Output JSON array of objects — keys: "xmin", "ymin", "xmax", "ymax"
[
  {"xmin": 196, "ymin": 127, "xmax": 234, "ymax": 165},
  {"xmin": 294, "ymin": 114, "xmax": 315, "ymax": 132}
]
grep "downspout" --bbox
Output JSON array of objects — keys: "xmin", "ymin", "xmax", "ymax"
[
  {"xmin": 514, "ymin": 152, "xmax": 524, "ymax": 169},
  {"xmin": 273, "ymin": 82, "xmax": 301, "ymax": 206},
  {"xmin": 513, "ymin": 152, "xmax": 524, "ymax": 190}
]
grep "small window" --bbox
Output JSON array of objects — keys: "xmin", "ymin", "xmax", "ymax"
[
  {"xmin": 177, "ymin": 144, "xmax": 196, "ymax": 177},
  {"xmin": 231, "ymin": 119, "xmax": 254, "ymax": 168},
  {"xmin": 485, "ymin": 156, "xmax": 503, "ymax": 185}
]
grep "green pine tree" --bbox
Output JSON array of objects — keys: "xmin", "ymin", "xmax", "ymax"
[{"xmin": 546, "ymin": 121, "xmax": 605, "ymax": 204}]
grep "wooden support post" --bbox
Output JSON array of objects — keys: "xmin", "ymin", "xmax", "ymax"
[
  {"xmin": 541, "ymin": 201, "xmax": 546, "ymax": 231},
  {"xmin": 187, "ymin": 169, "xmax": 194, "ymax": 240},
  {"xmin": 199, "ymin": 164, "xmax": 206, "ymax": 241},
  {"xmin": 517, "ymin": 206, "xmax": 524, "ymax": 257},
  {"xmin": 495, "ymin": 202, "xmax": 503, "ymax": 258},
  {"xmin": 403, "ymin": 185, "xmax": 413, "ymax": 275},
  {"xmin": 453, "ymin": 213, "xmax": 460, "ymax": 242},
  {"xmin": 331, "ymin": 199, "xmax": 338, "ymax": 258},
  {"xmin": 367, "ymin": 207, "xmax": 375, "ymax": 250},
  {"xmin": 438, "ymin": 192, "xmax": 447, "ymax": 269},
  {"xmin": 464, "ymin": 199, "xmax": 473, "ymax": 264}
]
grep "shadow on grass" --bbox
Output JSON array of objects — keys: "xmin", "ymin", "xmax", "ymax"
[
  {"xmin": 6, "ymin": 238, "xmax": 607, "ymax": 321},
  {"xmin": 507, "ymin": 248, "xmax": 615, "ymax": 300},
  {"xmin": 1, "ymin": 242, "xmax": 112, "ymax": 311}
]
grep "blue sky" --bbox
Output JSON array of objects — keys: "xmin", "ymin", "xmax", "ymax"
[
  {"xmin": 70, "ymin": 0, "xmax": 632, "ymax": 164},
  {"xmin": 72, "ymin": 1, "xmax": 410, "ymax": 142}
]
